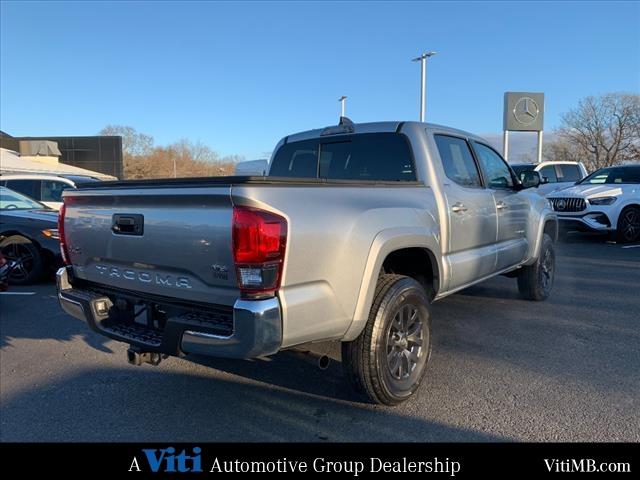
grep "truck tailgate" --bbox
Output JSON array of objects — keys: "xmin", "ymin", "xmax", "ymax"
[{"xmin": 63, "ymin": 186, "xmax": 239, "ymax": 306}]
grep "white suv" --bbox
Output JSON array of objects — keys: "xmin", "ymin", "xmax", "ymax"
[
  {"xmin": 511, "ymin": 161, "xmax": 588, "ymax": 196},
  {"xmin": 547, "ymin": 164, "xmax": 640, "ymax": 242},
  {"xmin": 0, "ymin": 174, "xmax": 101, "ymax": 210}
]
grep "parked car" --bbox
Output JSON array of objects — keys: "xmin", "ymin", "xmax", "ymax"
[
  {"xmin": 0, "ymin": 186, "xmax": 61, "ymax": 284},
  {"xmin": 547, "ymin": 164, "xmax": 640, "ymax": 242},
  {"xmin": 511, "ymin": 161, "xmax": 588, "ymax": 196},
  {"xmin": 0, "ymin": 252, "xmax": 13, "ymax": 291},
  {"xmin": 56, "ymin": 119, "xmax": 557, "ymax": 405},
  {"xmin": 234, "ymin": 159, "xmax": 269, "ymax": 176},
  {"xmin": 0, "ymin": 174, "xmax": 102, "ymax": 210}
]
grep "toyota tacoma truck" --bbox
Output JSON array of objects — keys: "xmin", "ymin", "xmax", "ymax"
[{"xmin": 56, "ymin": 119, "xmax": 557, "ymax": 405}]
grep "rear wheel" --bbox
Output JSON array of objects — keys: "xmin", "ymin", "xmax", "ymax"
[
  {"xmin": 517, "ymin": 233, "xmax": 555, "ymax": 301},
  {"xmin": 0, "ymin": 235, "xmax": 44, "ymax": 285},
  {"xmin": 616, "ymin": 206, "xmax": 640, "ymax": 243},
  {"xmin": 342, "ymin": 274, "xmax": 431, "ymax": 405}
]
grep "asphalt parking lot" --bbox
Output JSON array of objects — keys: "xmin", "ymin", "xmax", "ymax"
[{"xmin": 1, "ymin": 234, "xmax": 639, "ymax": 442}]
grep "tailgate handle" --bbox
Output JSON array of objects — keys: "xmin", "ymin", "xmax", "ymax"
[{"xmin": 112, "ymin": 214, "xmax": 144, "ymax": 236}]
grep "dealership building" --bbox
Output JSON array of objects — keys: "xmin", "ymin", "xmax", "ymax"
[{"xmin": 0, "ymin": 131, "xmax": 123, "ymax": 179}]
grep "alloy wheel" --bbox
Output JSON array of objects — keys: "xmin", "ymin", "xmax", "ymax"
[
  {"xmin": 540, "ymin": 247, "xmax": 554, "ymax": 294},
  {"xmin": 386, "ymin": 304, "xmax": 425, "ymax": 380},
  {"xmin": 1, "ymin": 243, "xmax": 35, "ymax": 282},
  {"xmin": 620, "ymin": 208, "xmax": 640, "ymax": 242}
]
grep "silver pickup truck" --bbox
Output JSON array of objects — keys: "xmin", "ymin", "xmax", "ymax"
[{"xmin": 56, "ymin": 119, "xmax": 557, "ymax": 405}]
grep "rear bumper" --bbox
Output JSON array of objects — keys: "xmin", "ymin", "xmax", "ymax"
[{"xmin": 56, "ymin": 267, "xmax": 282, "ymax": 359}]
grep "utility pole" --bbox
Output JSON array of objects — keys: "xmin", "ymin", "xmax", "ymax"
[
  {"xmin": 339, "ymin": 96, "xmax": 347, "ymax": 117},
  {"xmin": 411, "ymin": 51, "xmax": 437, "ymax": 122}
]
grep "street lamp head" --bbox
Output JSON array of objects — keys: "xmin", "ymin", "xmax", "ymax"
[
  {"xmin": 412, "ymin": 51, "xmax": 437, "ymax": 62},
  {"xmin": 338, "ymin": 96, "xmax": 347, "ymax": 101}
]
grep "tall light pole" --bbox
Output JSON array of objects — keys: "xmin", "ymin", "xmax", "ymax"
[
  {"xmin": 338, "ymin": 96, "xmax": 347, "ymax": 117},
  {"xmin": 411, "ymin": 51, "xmax": 437, "ymax": 122}
]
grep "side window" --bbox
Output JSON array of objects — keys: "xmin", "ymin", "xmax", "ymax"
[
  {"xmin": 41, "ymin": 180, "xmax": 69, "ymax": 202},
  {"xmin": 556, "ymin": 164, "xmax": 581, "ymax": 182},
  {"xmin": 434, "ymin": 135, "xmax": 482, "ymax": 188},
  {"xmin": 539, "ymin": 165, "xmax": 558, "ymax": 183},
  {"xmin": 5, "ymin": 180, "xmax": 40, "ymax": 199},
  {"xmin": 473, "ymin": 143, "xmax": 514, "ymax": 189}
]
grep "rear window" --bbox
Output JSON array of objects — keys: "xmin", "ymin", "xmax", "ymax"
[{"xmin": 269, "ymin": 133, "xmax": 416, "ymax": 181}]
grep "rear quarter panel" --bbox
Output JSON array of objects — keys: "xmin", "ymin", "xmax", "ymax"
[{"xmin": 232, "ymin": 184, "xmax": 441, "ymax": 347}]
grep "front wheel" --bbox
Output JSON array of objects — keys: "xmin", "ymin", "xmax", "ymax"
[
  {"xmin": 517, "ymin": 233, "xmax": 555, "ymax": 301},
  {"xmin": 616, "ymin": 206, "xmax": 640, "ymax": 243},
  {"xmin": 342, "ymin": 274, "xmax": 432, "ymax": 406}
]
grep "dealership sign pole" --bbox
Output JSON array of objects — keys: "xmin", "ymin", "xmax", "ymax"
[{"xmin": 503, "ymin": 92, "xmax": 545, "ymax": 162}]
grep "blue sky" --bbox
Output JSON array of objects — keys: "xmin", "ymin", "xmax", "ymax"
[{"xmin": 1, "ymin": 1, "xmax": 639, "ymax": 159}]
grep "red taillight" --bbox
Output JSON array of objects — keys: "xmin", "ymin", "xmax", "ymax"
[
  {"xmin": 58, "ymin": 202, "xmax": 71, "ymax": 265},
  {"xmin": 232, "ymin": 206, "xmax": 287, "ymax": 297}
]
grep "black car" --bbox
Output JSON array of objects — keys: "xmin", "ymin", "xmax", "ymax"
[{"xmin": 0, "ymin": 186, "xmax": 62, "ymax": 284}]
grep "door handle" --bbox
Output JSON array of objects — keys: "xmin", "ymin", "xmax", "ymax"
[
  {"xmin": 112, "ymin": 214, "xmax": 144, "ymax": 236},
  {"xmin": 496, "ymin": 201, "xmax": 508, "ymax": 210},
  {"xmin": 451, "ymin": 202, "xmax": 468, "ymax": 213}
]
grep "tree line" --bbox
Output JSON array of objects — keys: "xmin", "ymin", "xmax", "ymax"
[{"xmin": 98, "ymin": 125, "xmax": 243, "ymax": 179}]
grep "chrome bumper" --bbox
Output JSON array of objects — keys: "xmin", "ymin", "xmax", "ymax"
[{"xmin": 56, "ymin": 267, "xmax": 282, "ymax": 359}]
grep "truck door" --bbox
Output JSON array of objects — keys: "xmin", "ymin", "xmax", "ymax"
[
  {"xmin": 434, "ymin": 135, "xmax": 498, "ymax": 291},
  {"xmin": 471, "ymin": 142, "xmax": 529, "ymax": 271}
]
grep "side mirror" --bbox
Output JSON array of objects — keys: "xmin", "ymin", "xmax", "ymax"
[
  {"xmin": 520, "ymin": 170, "xmax": 541, "ymax": 189},
  {"xmin": 540, "ymin": 176, "xmax": 550, "ymax": 184}
]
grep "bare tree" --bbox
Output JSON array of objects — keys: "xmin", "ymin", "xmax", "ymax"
[
  {"xmin": 542, "ymin": 137, "xmax": 586, "ymax": 163},
  {"xmin": 98, "ymin": 125, "xmax": 154, "ymax": 157},
  {"xmin": 559, "ymin": 93, "xmax": 640, "ymax": 170},
  {"xmin": 123, "ymin": 141, "xmax": 241, "ymax": 179}
]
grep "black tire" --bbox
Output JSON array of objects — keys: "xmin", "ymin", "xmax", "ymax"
[
  {"xmin": 0, "ymin": 235, "xmax": 44, "ymax": 285},
  {"xmin": 616, "ymin": 206, "xmax": 640, "ymax": 243},
  {"xmin": 342, "ymin": 274, "xmax": 432, "ymax": 406},
  {"xmin": 517, "ymin": 233, "xmax": 555, "ymax": 301}
]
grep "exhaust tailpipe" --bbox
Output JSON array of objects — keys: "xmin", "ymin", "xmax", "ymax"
[
  {"xmin": 288, "ymin": 348, "xmax": 331, "ymax": 370},
  {"xmin": 317, "ymin": 354, "xmax": 330, "ymax": 370}
]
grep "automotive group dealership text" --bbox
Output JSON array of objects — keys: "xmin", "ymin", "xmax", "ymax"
[{"xmin": 129, "ymin": 451, "xmax": 462, "ymax": 476}]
